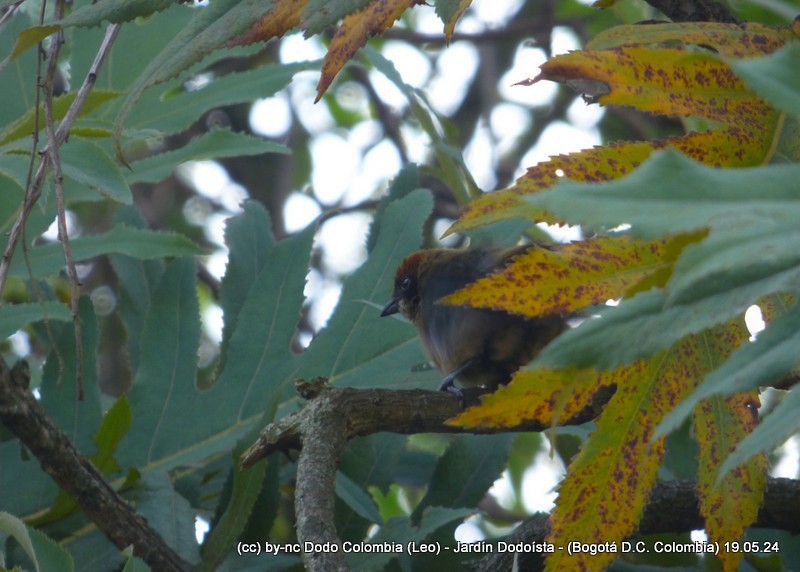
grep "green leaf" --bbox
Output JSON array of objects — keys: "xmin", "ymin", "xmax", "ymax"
[
  {"xmin": 413, "ymin": 434, "xmax": 514, "ymax": 520},
  {"xmin": 301, "ymin": 188, "xmax": 436, "ymax": 389},
  {"xmin": 340, "ymin": 433, "xmax": 407, "ymax": 494},
  {"xmin": 122, "ymin": 257, "xmax": 201, "ymax": 467},
  {"xmin": 125, "ymin": 60, "xmax": 318, "ymax": 138},
  {"xmin": 92, "ymin": 395, "xmax": 133, "ymax": 475},
  {"xmin": 0, "ymin": 153, "xmax": 31, "ymax": 190},
  {"xmin": 657, "ymin": 301, "xmax": 800, "ymax": 439},
  {"xmin": 9, "ymin": 224, "xmax": 205, "ymax": 279},
  {"xmin": 56, "ymin": 0, "xmax": 175, "ymax": 28},
  {"xmin": 218, "ymin": 201, "xmax": 274, "ymax": 370},
  {"xmin": 336, "ymin": 472, "xmax": 383, "ymax": 524},
  {"xmin": 665, "ymin": 223, "xmax": 800, "ymax": 306},
  {"xmin": 0, "ymin": 302, "xmax": 72, "ymax": 340},
  {"xmin": 0, "ymin": 91, "xmax": 119, "ymax": 147},
  {"xmin": 128, "ymin": 129, "xmax": 288, "ymax": 184},
  {"xmin": 40, "ymin": 297, "xmax": 102, "ymax": 452},
  {"xmin": 198, "ymin": 432, "xmax": 272, "ymax": 572},
  {"xmin": 0, "ymin": 511, "xmax": 38, "ymax": 570},
  {"xmin": 302, "ymin": 0, "xmax": 374, "ymax": 36},
  {"xmin": 732, "ymin": 43, "xmax": 800, "ymax": 118},
  {"xmin": 113, "ymin": 0, "xmax": 279, "ymax": 145},
  {"xmin": 134, "ymin": 472, "xmax": 200, "ymax": 563},
  {"xmin": 0, "ymin": 25, "xmax": 59, "ymax": 68},
  {"xmin": 59, "ymin": 136, "xmax": 131, "ymax": 203},
  {"xmin": 346, "ymin": 507, "xmax": 471, "ymax": 571},
  {"xmin": 0, "ymin": 512, "xmax": 75, "ymax": 572},
  {"xmin": 528, "ymin": 149, "xmax": 800, "ymax": 239}
]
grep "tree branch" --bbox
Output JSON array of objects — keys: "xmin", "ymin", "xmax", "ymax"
[
  {"xmin": 241, "ymin": 380, "xmax": 799, "ymax": 572},
  {"xmin": 0, "ymin": 358, "xmax": 192, "ymax": 572},
  {"xmin": 469, "ymin": 477, "xmax": 800, "ymax": 571}
]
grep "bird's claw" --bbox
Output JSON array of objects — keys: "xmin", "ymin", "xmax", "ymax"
[{"xmin": 438, "ymin": 376, "xmax": 466, "ymax": 408}]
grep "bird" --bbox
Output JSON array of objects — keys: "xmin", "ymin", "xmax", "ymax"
[{"xmin": 381, "ymin": 246, "xmax": 567, "ymax": 397}]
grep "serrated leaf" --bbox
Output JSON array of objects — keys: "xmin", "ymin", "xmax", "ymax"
[
  {"xmin": 443, "ymin": 234, "xmax": 703, "ymax": 317},
  {"xmin": 657, "ymin": 301, "xmax": 800, "ymax": 439},
  {"xmin": 587, "ymin": 21, "xmax": 797, "ymax": 57},
  {"xmin": 448, "ymin": 129, "xmax": 773, "ymax": 235},
  {"xmin": 302, "ymin": 0, "xmax": 374, "ymax": 36},
  {"xmin": 218, "ymin": 201, "xmax": 275, "ymax": 370},
  {"xmin": 0, "ymin": 90, "xmax": 119, "ymax": 147},
  {"xmin": 532, "ymin": 47, "xmax": 774, "ymax": 129},
  {"xmin": 232, "ymin": 0, "xmax": 306, "ymax": 46},
  {"xmin": 345, "ymin": 507, "xmax": 471, "ymax": 571},
  {"xmin": 134, "ymin": 472, "xmax": 200, "ymax": 563},
  {"xmin": 301, "ymin": 188, "xmax": 435, "ymax": 388},
  {"xmin": 56, "ymin": 0, "xmax": 175, "ymax": 28},
  {"xmin": 434, "ymin": 0, "xmax": 471, "ymax": 41},
  {"xmin": 0, "ymin": 25, "xmax": 59, "ymax": 68},
  {"xmin": 122, "ymin": 257, "xmax": 202, "ymax": 467},
  {"xmin": 414, "ymin": 434, "xmax": 514, "ymax": 518},
  {"xmin": 9, "ymin": 224, "xmax": 205, "ymax": 279},
  {"xmin": 39, "ymin": 297, "xmax": 102, "ymax": 451},
  {"xmin": 0, "ymin": 511, "xmax": 39, "ymax": 570},
  {"xmin": 198, "ymin": 433, "xmax": 270, "ymax": 572},
  {"xmin": 666, "ymin": 223, "xmax": 800, "ymax": 306},
  {"xmin": 113, "ymin": 0, "xmax": 279, "ymax": 149},
  {"xmin": 317, "ymin": 0, "xmax": 418, "ymax": 101},
  {"xmin": 529, "ymin": 149, "xmax": 800, "ymax": 239},
  {"xmin": 59, "ymin": 136, "xmax": 131, "ymax": 203},
  {"xmin": 0, "ymin": 301, "xmax": 72, "ymax": 340},
  {"xmin": 546, "ymin": 324, "xmax": 742, "ymax": 570},
  {"xmin": 125, "ymin": 60, "xmax": 318, "ymax": 137},
  {"xmin": 732, "ymin": 43, "xmax": 800, "ymax": 119},
  {"xmin": 719, "ymin": 385, "xmax": 800, "ymax": 479},
  {"xmin": 92, "ymin": 395, "xmax": 133, "ymax": 475},
  {"xmin": 695, "ymin": 392, "xmax": 766, "ymax": 571},
  {"xmin": 128, "ymin": 129, "xmax": 288, "ymax": 184},
  {"xmin": 449, "ymin": 367, "xmax": 616, "ymax": 429},
  {"xmin": 336, "ymin": 471, "xmax": 383, "ymax": 523}
]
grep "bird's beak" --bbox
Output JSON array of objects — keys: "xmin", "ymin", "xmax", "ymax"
[{"xmin": 381, "ymin": 297, "xmax": 400, "ymax": 317}]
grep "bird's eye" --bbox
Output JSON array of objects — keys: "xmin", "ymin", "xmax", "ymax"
[{"xmin": 400, "ymin": 276, "xmax": 412, "ymax": 291}]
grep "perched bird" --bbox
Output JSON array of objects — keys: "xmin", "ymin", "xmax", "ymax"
[{"xmin": 381, "ymin": 246, "xmax": 566, "ymax": 395}]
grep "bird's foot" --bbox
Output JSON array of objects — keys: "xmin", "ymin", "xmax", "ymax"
[{"xmin": 438, "ymin": 363, "xmax": 471, "ymax": 407}]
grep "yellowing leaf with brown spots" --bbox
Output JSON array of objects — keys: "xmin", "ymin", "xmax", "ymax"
[
  {"xmin": 437, "ymin": 0, "xmax": 471, "ymax": 42},
  {"xmin": 695, "ymin": 391, "xmax": 767, "ymax": 572},
  {"xmin": 449, "ymin": 367, "xmax": 619, "ymax": 429},
  {"xmin": 442, "ymin": 234, "xmax": 704, "ymax": 318},
  {"xmin": 587, "ymin": 21, "xmax": 799, "ymax": 57},
  {"xmin": 316, "ymin": 0, "xmax": 420, "ymax": 101},
  {"xmin": 534, "ymin": 47, "xmax": 775, "ymax": 128},
  {"xmin": 228, "ymin": 0, "xmax": 308, "ymax": 47},
  {"xmin": 545, "ymin": 320, "xmax": 747, "ymax": 571},
  {"xmin": 450, "ymin": 24, "xmax": 795, "ymax": 235},
  {"xmin": 448, "ymin": 125, "xmax": 776, "ymax": 234}
]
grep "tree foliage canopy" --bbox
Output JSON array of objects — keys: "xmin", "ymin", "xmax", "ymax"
[{"xmin": 0, "ymin": 0, "xmax": 799, "ymax": 570}]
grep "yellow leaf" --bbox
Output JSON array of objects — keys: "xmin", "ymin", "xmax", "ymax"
[
  {"xmin": 442, "ymin": 234, "xmax": 704, "ymax": 317},
  {"xmin": 695, "ymin": 391, "xmax": 767, "ymax": 572},
  {"xmin": 316, "ymin": 0, "xmax": 420, "ymax": 101},
  {"xmin": 587, "ymin": 21, "xmax": 798, "ymax": 58},
  {"xmin": 448, "ymin": 367, "xmax": 618, "ymax": 429},
  {"xmin": 226, "ymin": 0, "xmax": 308, "ymax": 47},
  {"xmin": 545, "ymin": 320, "xmax": 750, "ymax": 570},
  {"xmin": 534, "ymin": 47, "xmax": 774, "ymax": 129},
  {"xmin": 442, "ymin": 0, "xmax": 471, "ymax": 42}
]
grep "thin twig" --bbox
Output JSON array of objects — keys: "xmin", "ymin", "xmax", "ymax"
[
  {"xmin": 0, "ymin": 23, "xmax": 121, "ymax": 295},
  {"xmin": 39, "ymin": 0, "xmax": 87, "ymax": 397}
]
